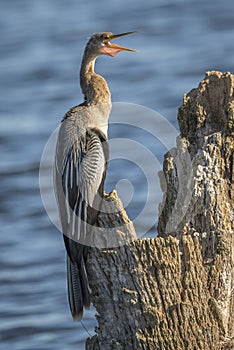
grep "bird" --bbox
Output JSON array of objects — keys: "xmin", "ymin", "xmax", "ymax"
[{"xmin": 54, "ymin": 32, "xmax": 136, "ymax": 320}]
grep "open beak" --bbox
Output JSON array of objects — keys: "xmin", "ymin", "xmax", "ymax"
[{"xmin": 102, "ymin": 31, "xmax": 137, "ymax": 57}]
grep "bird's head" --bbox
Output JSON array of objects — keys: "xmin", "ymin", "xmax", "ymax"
[{"xmin": 85, "ymin": 31, "xmax": 137, "ymax": 58}]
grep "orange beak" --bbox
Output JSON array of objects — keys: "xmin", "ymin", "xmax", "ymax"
[{"xmin": 101, "ymin": 31, "xmax": 137, "ymax": 57}]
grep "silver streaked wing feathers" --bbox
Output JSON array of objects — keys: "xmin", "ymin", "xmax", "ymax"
[{"xmin": 58, "ymin": 131, "xmax": 105, "ymax": 241}]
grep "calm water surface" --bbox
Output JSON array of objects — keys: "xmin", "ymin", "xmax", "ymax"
[{"xmin": 1, "ymin": 0, "xmax": 234, "ymax": 349}]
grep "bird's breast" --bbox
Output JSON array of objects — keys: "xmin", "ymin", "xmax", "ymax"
[{"xmin": 87, "ymin": 102, "xmax": 111, "ymax": 138}]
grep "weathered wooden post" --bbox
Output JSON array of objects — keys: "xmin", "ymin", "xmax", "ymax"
[{"xmin": 86, "ymin": 71, "xmax": 234, "ymax": 350}]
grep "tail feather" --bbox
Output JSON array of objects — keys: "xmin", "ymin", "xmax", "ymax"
[
  {"xmin": 66, "ymin": 255, "xmax": 90, "ymax": 321},
  {"xmin": 79, "ymin": 259, "xmax": 90, "ymax": 308}
]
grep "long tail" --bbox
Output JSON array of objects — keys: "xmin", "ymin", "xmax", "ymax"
[{"xmin": 67, "ymin": 255, "xmax": 90, "ymax": 321}]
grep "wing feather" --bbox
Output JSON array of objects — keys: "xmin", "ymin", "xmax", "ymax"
[{"xmin": 55, "ymin": 127, "xmax": 107, "ymax": 245}]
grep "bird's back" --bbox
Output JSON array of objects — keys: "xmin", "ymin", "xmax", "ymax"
[{"xmin": 54, "ymin": 103, "xmax": 109, "ymax": 319}]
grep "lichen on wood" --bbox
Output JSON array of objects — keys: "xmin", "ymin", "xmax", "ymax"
[{"xmin": 85, "ymin": 71, "xmax": 234, "ymax": 350}]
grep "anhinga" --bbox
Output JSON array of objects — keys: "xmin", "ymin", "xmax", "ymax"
[{"xmin": 54, "ymin": 32, "xmax": 136, "ymax": 320}]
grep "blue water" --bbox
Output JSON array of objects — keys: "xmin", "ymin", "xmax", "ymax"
[{"xmin": 1, "ymin": 0, "xmax": 234, "ymax": 349}]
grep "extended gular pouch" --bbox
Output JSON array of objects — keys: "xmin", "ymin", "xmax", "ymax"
[{"xmin": 99, "ymin": 31, "xmax": 137, "ymax": 57}]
